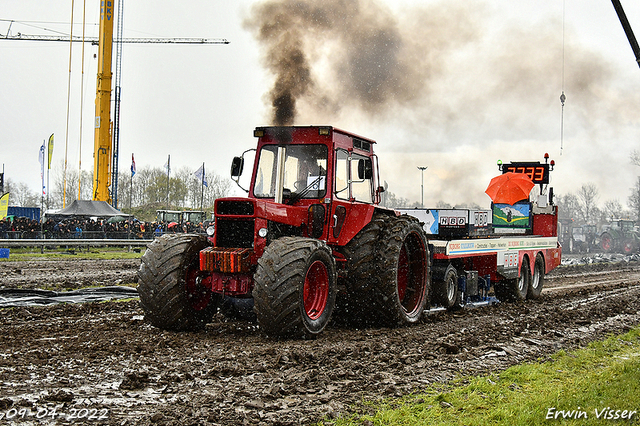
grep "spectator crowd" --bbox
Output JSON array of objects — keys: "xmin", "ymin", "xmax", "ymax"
[{"xmin": 0, "ymin": 216, "xmax": 208, "ymax": 239}]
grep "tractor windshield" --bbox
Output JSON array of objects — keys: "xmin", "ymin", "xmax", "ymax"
[{"xmin": 253, "ymin": 144, "xmax": 328, "ymax": 199}]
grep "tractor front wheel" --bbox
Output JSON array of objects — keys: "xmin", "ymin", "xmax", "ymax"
[
  {"xmin": 253, "ymin": 237, "xmax": 337, "ymax": 338},
  {"xmin": 137, "ymin": 234, "xmax": 220, "ymax": 331},
  {"xmin": 622, "ymin": 239, "xmax": 636, "ymax": 254}
]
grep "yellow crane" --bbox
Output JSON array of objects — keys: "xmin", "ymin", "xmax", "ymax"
[
  {"xmin": 91, "ymin": 1, "xmax": 229, "ymax": 204},
  {"xmin": 92, "ymin": 0, "xmax": 114, "ymax": 203}
]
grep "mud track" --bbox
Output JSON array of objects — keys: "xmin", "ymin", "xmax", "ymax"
[{"xmin": 0, "ymin": 258, "xmax": 639, "ymax": 425}]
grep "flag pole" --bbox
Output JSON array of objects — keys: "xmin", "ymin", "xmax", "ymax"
[
  {"xmin": 40, "ymin": 140, "xmax": 45, "ymax": 242},
  {"xmin": 166, "ymin": 154, "xmax": 171, "ymax": 210},
  {"xmin": 47, "ymin": 134, "xmax": 53, "ymax": 212},
  {"xmin": 200, "ymin": 162, "xmax": 205, "ymax": 211}
]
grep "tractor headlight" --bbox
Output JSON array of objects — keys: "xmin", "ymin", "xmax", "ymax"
[
  {"xmin": 206, "ymin": 226, "xmax": 215, "ymax": 236},
  {"xmin": 258, "ymin": 227, "xmax": 268, "ymax": 238}
]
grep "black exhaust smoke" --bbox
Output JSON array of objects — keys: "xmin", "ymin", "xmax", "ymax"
[{"xmin": 244, "ymin": 0, "xmax": 477, "ymax": 125}]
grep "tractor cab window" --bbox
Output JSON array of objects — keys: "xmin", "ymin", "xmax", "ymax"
[
  {"xmin": 253, "ymin": 144, "xmax": 328, "ymax": 199},
  {"xmin": 335, "ymin": 149, "xmax": 374, "ymax": 203}
]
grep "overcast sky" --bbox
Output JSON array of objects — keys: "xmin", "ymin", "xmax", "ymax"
[{"xmin": 2, "ymin": 0, "xmax": 640, "ymax": 210}]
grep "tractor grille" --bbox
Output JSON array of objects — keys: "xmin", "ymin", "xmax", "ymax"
[
  {"xmin": 200, "ymin": 247, "xmax": 253, "ymax": 274},
  {"xmin": 217, "ymin": 200, "xmax": 254, "ymax": 215},
  {"xmin": 216, "ymin": 218, "xmax": 255, "ymax": 248}
]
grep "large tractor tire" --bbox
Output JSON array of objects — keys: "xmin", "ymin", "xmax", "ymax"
[
  {"xmin": 336, "ymin": 214, "xmax": 388, "ymax": 321},
  {"xmin": 253, "ymin": 237, "xmax": 337, "ymax": 339},
  {"xmin": 373, "ymin": 215, "xmax": 430, "ymax": 325},
  {"xmin": 527, "ymin": 253, "xmax": 545, "ymax": 299},
  {"xmin": 600, "ymin": 232, "xmax": 614, "ymax": 252},
  {"xmin": 137, "ymin": 234, "xmax": 220, "ymax": 331},
  {"xmin": 494, "ymin": 256, "xmax": 531, "ymax": 302},
  {"xmin": 433, "ymin": 263, "xmax": 462, "ymax": 310}
]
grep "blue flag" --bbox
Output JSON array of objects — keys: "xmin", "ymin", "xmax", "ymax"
[{"xmin": 194, "ymin": 163, "xmax": 208, "ymax": 187}]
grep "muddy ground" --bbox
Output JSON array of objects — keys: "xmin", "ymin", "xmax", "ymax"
[{"xmin": 0, "ymin": 255, "xmax": 639, "ymax": 425}]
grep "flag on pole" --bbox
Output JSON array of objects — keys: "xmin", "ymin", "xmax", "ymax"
[
  {"xmin": 47, "ymin": 134, "xmax": 54, "ymax": 169},
  {"xmin": 131, "ymin": 153, "xmax": 136, "ymax": 177},
  {"xmin": 194, "ymin": 163, "xmax": 208, "ymax": 187},
  {"xmin": 38, "ymin": 141, "xmax": 46, "ymax": 195},
  {"xmin": 164, "ymin": 155, "xmax": 171, "ymax": 175},
  {"xmin": 0, "ymin": 192, "xmax": 9, "ymax": 219}
]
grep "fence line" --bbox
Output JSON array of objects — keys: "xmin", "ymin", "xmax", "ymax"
[{"xmin": 0, "ymin": 239, "xmax": 151, "ymax": 249}]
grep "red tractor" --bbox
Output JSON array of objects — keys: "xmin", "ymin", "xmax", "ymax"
[{"xmin": 137, "ymin": 126, "xmax": 430, "ymax": 338}]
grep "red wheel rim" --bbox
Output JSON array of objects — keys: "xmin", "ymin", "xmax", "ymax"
[
  {"xmin": 397, "ymin": 232, "xmax": 427, "ymax": 314},
  {"xmin": 602, "ymin": 235, "xmax": 612, "ymax": 251},
  {"xmin": 303, "ymin": 260, "xmax": 329, "ymax": 320},
  {"xmin": 185, "ymin": 268, "xmax": 211, "ymax": 311},
  {"xmin": 397, "ymin": 246, "xmax": 409, "ymax": 301}
]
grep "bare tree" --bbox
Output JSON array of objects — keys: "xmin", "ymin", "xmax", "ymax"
[
  {"xmin": 631, "ymin": 149, "xmax": 640, "ymax": 167},
  {"xmin": 556, "ymin": 193, "xmax": 581, "ymax": 222},
  {"xmin": 602, "ymin": 199, "xmax": 624, "ymax": 221},
  {"xmin": 4, "ymin": 178, "xmax": 39, "ymax": 207},
  {"xmin": 577, "ymin": 183, "xmax": 599, "ymax": 224},
  {"xmin": 629, "ymin": 177, "xmax": 640, "ymax": 222},
  {"xmin": 49, "ymin": 161, "xmax": 93, "ymax": 209},
  {"xmin": 384, "ymin": 190, "xmax": 418, "ymax": 208}
]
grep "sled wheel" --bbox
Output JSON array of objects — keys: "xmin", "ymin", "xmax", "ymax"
[
  {"xmin": 495, "ymin": 256, "xmax": 530, "ymax": 302},
  {"xmin": 375, "ymin": 215, "xmax": 430, "ymax": 325},
  {"xmin": 434, "ymin": 264, "xmax": 461, "ymax": 310},
  {"xmin": 138, "ymin": 234, "xmax": 220, "ymax": 331},
  {"xmin": 527, "ymin": 253, "xmax": 545, "ymax": 299},
  {"xmin": 600, "ymin": 232, "xmax": 614, "ymax": 252},
  {"xmin": 253, "ymin": 237, "xmax": 337, "ymax": 338}
]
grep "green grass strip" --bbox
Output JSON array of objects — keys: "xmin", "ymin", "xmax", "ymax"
[
  {"xmin": 0, "ymin": 246, "xmax": 144, "ymax": 261},
  {"xmin": 325, "ymin": 326, "xmax": 640, "ymax": 425}
]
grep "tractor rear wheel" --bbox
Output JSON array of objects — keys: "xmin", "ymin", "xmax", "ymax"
[
  {"xmin": 337, "ymin": 214, "xmax": 387, "ymax": 321},
  {"xmin": 494, "ymin": 256, "xmax": 530, "ymax": 302},
  {"xmin": 527, "ymin": 253, "xmax": 545, "ymax": 299},
  {"xmin": 137, "ymin": 234, "xmax": 220, "ymax": 331},
  {"xmin": 253, "ymin": 237, "xmax": 337, "ymax": 338},
  {"xmin": 374, "ymin": 215, "xmax": 430, "ymax": 325},
  {"xmin": 600, "ymin": 232, "xmax": 614, "ymax": 252}
]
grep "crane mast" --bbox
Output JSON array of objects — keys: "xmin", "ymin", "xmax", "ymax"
[{"xmin": 93, "ymin": 0, "xmax": 114, "ymax": 202}]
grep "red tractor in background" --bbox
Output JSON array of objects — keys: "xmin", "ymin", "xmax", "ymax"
[{"xmin": 138, "ymin": 126, "xmax": 430, "ymax": 338}]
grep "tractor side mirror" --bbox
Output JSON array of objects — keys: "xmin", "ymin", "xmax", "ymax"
[
  {"xmin": 231, "ymin": 157, "xmax": 244, "ymax": 177},
  {"xmin": 358, "ymin": 158, "xmax": 373, "ymax": 180}
]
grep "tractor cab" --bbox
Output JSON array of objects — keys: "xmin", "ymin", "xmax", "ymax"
[{"xmin": 228, "ymin": 126, "xmax": 386, "ymax": 248}]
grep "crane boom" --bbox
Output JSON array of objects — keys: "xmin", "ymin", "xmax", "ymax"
[
  {"xmin": 92, "ymin": 0, "xmax": 114, "ymax": 202},
  {"xmin": 611, "ymin": 0, "xmax": 640, "ymax": 69},
  {"xmin": 1, "ymin": 34, "xmax": 230, "ymax": 44}
]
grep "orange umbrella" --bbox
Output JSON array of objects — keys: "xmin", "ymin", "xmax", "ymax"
[{"xmin": 485, "ymin": 172, "xmax": 535, "ymax": 205}]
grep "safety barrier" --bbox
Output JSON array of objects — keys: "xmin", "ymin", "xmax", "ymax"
[{"xmin": 0, "ymin": 239, "xmax": 150, "ymax": 250}]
